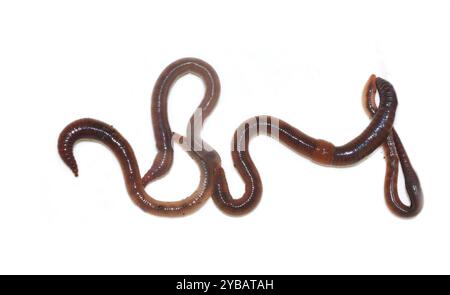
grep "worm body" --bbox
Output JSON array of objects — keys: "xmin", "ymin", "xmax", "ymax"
[{"xmin": 58, "ymin": 58, "xmax": 423, "ymax": 217}]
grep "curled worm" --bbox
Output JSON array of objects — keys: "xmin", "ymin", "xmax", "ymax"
[
  {"xmin": 143, "ymin": 58, "xmax": 221, "ymax": 186},
  {"xmin": 58, "ymin": 58, "xmax": 423, "ymax": 217}
]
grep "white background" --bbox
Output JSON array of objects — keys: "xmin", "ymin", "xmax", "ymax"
[{"xmin": 0, "ymin": 0, "xmax": 449, "ymax": 274}]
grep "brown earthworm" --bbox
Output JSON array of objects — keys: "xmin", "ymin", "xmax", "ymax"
[
  {"xmin": 58, "ymin": 58, "xmax": 221, "ymax": 216},
  {"xmin": 362, "ymin": 75, "xmax": 423, "ymax": 217},
  {"xmin": 58, "ymin": 58, "xmax": 423, "ymax": 217}
]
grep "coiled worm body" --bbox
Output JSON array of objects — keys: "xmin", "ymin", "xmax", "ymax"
[{"xmin": 58, "ymin": 58, "xmax": 422, "ymax": 217}]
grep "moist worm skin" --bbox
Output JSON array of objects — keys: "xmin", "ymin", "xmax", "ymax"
[
  {"xmin": 362, "ymin": 75, "xmax": 423, "ymax": 217},
  {"xmin": 58, "ymin": 57, "xmax": 422, "ymax": 218},
  {"xmin": 58, "ymin": 58, "xmax": 221, "ymax": 216},
  {"xmin": 212, "ymin": 77, "xmax": 400, "ymax": 215},
  {"xmin": 143, "ymin": 58, "xmax": 221, "ymax": 186}
]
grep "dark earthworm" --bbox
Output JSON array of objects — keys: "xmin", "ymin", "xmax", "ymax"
[
  {"xmin": 211, "ymin": 77, "xmax": 401, "ymax": 215},
  {"xmin": 362, "ymin": 75, "xmax": 423, "ymax": 217},
  {"xmin": 58, "ymin": 58, "xmax": 221, "ymax": 216},
  {"xmin": 58, "ymin": 58, "xmax": 422, "ymax": 218}
]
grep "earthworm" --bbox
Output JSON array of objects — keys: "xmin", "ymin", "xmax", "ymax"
[
  {"xmin": 58, "ymin": 58, "xmax": 422, "ymax": 217},
  {"xmin": 211, "ymin": 76, "xmax": 411, "ymax": 216},
  {"xmin": 58, "ymin": 58, "xmax": 221, "ymax": 216},
  {"xmin": 362, "ymin": 75, "xmax": 423, "ymax": 217}
]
